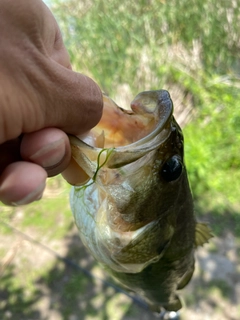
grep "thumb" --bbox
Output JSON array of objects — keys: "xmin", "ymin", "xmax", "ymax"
[
  {"xmin": 0, "ymin": 29, "xmax": 103, "ymax": 144},
  {"xmin": 0, "ymin": 0, "xmax": 103, "ymax": 141},
  {"xmin": 1, "ymin": 58, "xmax": 103, "ymax": 142},
  {"xmin": 41, "ymin": 62, "xmax": 103, "ymax": 135}
]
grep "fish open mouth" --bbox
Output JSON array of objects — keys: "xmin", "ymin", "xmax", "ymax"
[
  {"xmin": 78, "ymin": 90, "xmax": 173, "ymax": 149},
  {"xmin": 66, "ymin": 90, "xmax": 174, "ymax": 185}
]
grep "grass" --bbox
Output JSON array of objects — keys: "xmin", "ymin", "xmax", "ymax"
[
  {"xmin": 50, "ymin": 0, "xmax": 240, "ymax": 215},
  {"xmin": 51, "ymin": 0, "xmax": 240, "ymax": 239},
  {"xmin": 0, "ymin": 177, "xmax": 72, "ymax": 240}
]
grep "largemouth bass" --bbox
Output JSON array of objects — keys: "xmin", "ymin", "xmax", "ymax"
[{"xmin": 67, "ymin": 90, "xmax": 212, "ymax": 312}]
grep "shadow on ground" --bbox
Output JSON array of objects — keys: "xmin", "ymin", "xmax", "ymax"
[
  {"xmin": 0, "ymin": 222, "xmax": 152, "ymax": 320},
  {"xmin": 0, "ymin": 205, "xmax": 240, "ymax": 320}
]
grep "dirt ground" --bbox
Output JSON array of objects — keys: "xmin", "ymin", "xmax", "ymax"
[{"xmin": 0, "ymin": 219, "xmax": 239, "ymax": 320}]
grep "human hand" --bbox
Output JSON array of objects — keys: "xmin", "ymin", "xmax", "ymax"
[{"xmin": 0, "ymin": 0, "xmax": 103, "ymax": 205}]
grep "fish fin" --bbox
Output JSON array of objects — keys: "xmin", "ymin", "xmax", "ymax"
[
  {"xmin": 114, "ymin": 223, "xmax": 174, "ymax": 265},
  {"xmin": 195, "ymin": 222, "xmax": 214, "ymax": 247},
  {"xmin": 149, "ymin": 295, "xmax": 182, "ymax": 314},
  {"xmin": 164, "ymin": 295, "xmax": 182, "ymax": 312},
  {"xmin": 150, "ymin": 294, "xmax": 182, "ymax": 314},
  {"xmin": 177, "ymin": 257, "xmax": 195, "ymax": 289}
]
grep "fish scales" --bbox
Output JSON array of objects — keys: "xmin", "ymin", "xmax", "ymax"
[{"xmin": 66, "ymin": 90, "xmax": 213, "ymax": 313}]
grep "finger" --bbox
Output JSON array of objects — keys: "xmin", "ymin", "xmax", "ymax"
[
  {"xmin": 41, "ymin": 65, "xmax": 103, "ymax": 135},
  {"xmin": 36, "ymin": 3, "xmax": 104, "ymax": 133},
  {"xmin": 0, "ymin": 0, "xmax": 103, "ymax": 144},
  {"xmin": 33, "ymin": 2, "xmax": 104, "ymax": 134},
  {"xmin": 0, "ymin": 162, "xmax": 47, "ymax": 205},
  {"xmin": 1, "ymin": 54, "xmax": 103, "ymax": 143},
  {"xmin": 20, "ymin": 128, "xmax": 71, "ymax": 177}
]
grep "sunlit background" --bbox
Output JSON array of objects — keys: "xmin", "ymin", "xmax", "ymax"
[{"xmin": 0, "ymin": 0, "xmax": 240, "ymax": 319}]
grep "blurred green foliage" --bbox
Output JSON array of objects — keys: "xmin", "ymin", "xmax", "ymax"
[
  {"xmin": 50, "ymin": 0, "xmax": 240, "ymax": 220},
  {"xmin": 184, "ymin": 83, "xmax": 240, "ymax": 202},
  {"xmin": 51, "ymin": 0, "xmax": 240, "ymax": 89}
]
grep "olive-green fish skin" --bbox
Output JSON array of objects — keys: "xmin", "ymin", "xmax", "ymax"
[
  {"xmin": 109, "ymin": 181, "xmax": 195, "ymax": 312},
  {"xmin": 69, "ymin": 90, "xmax": 212, "ymax": 313},
  {"xmin": 106, "ymin": 118, "xmax": 196, "ymax": 312}
]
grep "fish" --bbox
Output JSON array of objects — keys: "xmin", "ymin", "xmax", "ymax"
[{"xmin": 66, "ymin": 90, "xmax": 213, "ymax": 313}]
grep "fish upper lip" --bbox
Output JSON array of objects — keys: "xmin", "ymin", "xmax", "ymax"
[{"xmin": 123, "ymin": 90, "xmax": 173, "ymax": 148}]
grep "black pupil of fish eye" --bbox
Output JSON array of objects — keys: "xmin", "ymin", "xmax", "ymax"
[{"xmin": 162, "ymin": 156, "xmax": 183, "ymax": 182}]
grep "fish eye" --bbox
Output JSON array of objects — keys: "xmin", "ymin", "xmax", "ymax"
[{"xmin": 161, "ymin": 155, "xmax": 183, "ymax": 182}]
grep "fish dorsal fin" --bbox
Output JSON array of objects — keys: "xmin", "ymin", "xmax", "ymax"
[{"xmin": 195, "ymin": 222, "xmax": 213, "ymax": 247}]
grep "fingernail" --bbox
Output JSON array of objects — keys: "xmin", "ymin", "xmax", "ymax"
[
  {"xmin": 11, "ymin": 181, "xmax": 46, "ymax": 206},
  {"xmin": 29, "ymin": 138, "xmax": 66, "ymax": 169}
]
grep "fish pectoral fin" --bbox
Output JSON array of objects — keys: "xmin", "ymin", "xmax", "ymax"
[
  {"xmin": 149, "ymin": 294, "xmax": 182, "ymax": 313},
  {"xmin": 111, "ymin": 223, "xmax": 173, "ymax": 267},
  {"xmin": 177, "ymin": 257, "xmax": 195, "ymax": 289},
  {"xmin": 121, "ymin": 223, "xmax": 173, "ymax": 253},
  {"xmin": 195, "ymin": 222, "xmax": 214, "ymax": 247},
  {"xmin": 163, "ymin": 295, "xmax": 182, "ymax": 312}
]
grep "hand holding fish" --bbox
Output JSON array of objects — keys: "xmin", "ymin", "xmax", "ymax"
[{"xmin": 0, "ymin": 0, "xmax": 103, "ymax": 205}]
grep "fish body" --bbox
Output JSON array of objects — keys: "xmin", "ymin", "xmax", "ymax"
[{"xmin": 68, "ymin": 90, "xmax": 212, "ymax": 312}]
